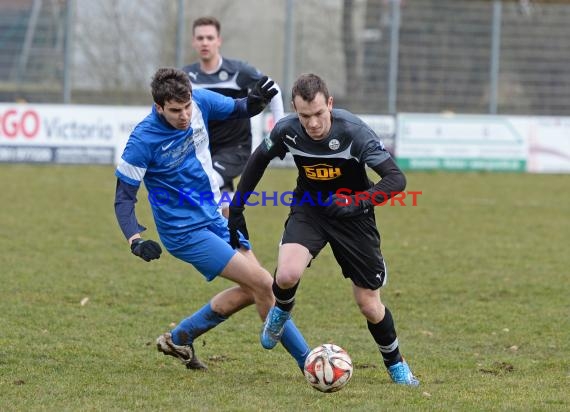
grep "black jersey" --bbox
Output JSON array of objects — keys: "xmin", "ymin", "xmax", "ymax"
[
  {"xmin": 182, "ymin": 58, "xmax": 263, "ymax": 153},
  {"xmin": 261, "ymin": 109, "xmax": 391, "ymax": 201}
]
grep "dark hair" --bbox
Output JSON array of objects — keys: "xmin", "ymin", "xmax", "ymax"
[
  {"xmin": 192, "ymin": 16, "xmax": 221, "ymax": 35},
  {"xmin": 150, "ymin": 67, "xmax": 192, "ymax": 107},
  {"xmin": 291, "ymin": 73, "xmax": 330, "ymax": 103}
]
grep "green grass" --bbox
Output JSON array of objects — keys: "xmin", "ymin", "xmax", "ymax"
[{"xmin": 0, "ymin": 164, "xmax": 568, "ymax": 411}]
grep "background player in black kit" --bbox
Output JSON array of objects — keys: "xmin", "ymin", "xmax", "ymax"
[
  {"xmin": 183, "ymin": 16, "xmax": 285, "ymax": 217},
  {"xmin": 228, "ymin": 73, "xmax": 420, "ymax": 386}
]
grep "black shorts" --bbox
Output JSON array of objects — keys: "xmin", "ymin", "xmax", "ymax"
[
  {"xmin": 280, "ymin": 203, "xmax": 388, "ymax": 290},
  {"xmin": 211, "ymin": 146, "xmax": 251, "ymax": 191}
]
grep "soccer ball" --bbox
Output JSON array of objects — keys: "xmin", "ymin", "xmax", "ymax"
[{"xmin": 303, "ymin": 343, "xmax": 353, "ymax": 393}]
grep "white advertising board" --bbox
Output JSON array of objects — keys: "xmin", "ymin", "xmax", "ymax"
[
  {"xmin": 0, "ymin": 103, "xmax": 149, "ymax": 164},
  {"xmin": 4, "ymin": 105, "xmax": 568, "ymax": 173},
  {"xmin": 396, "ymin": 113, "xmax": 528, "ymax": 172},
  {"xmin": 396, "ymin": 113, "xmax": 570, "ymax": 173},
  {"xmin": 526, "ymin": 117, "xmax": 570, "ymax": 173}
]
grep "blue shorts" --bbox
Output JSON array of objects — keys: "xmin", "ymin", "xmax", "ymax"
[{"xmin": 161, "ymin": 215, "xmax": 251, "ymax": 281}]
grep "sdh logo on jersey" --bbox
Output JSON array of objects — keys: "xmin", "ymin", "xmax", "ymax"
[{"xmin": 303, "ymin": 163, "xmax": 342, "ymax": 180}]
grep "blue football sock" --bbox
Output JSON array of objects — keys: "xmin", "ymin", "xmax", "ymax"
[
  {"xmin": 281, "ymin": 319, "xmax": 310, "ymax": 370},
  {"xmin": 171, "ymin": 302, "xmax": 227, "ymax": 346}
]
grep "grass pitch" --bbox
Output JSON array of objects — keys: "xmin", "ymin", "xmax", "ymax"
[{"xmin": 0, "ymin": 164, "xmax": 568, "ymax": 411}]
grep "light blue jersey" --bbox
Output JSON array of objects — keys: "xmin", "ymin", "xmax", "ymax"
[{"xmin": 115, "ymin": 89, "xmax": 237, "ymax": 249}]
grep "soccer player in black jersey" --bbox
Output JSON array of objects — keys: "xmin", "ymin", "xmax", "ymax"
[
  {"xmin": 183, "ymin": 16, "xmax": 284, "ymax": 217},
  {"xmin": 228, "ymin": 73, "xmax": 420, "ymax": 386}
]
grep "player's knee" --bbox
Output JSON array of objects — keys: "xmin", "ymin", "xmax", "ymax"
[
  {"xmin": 275, "ymin": 267, "xmax": 302, "ymax": 289},
  {"xmin": 358, "ymin": 301, "xmax": 384, "ymax": 321}
]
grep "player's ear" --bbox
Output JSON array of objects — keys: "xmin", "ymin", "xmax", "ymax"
[
  {"xmin": 154, "ymin": 102, "xmax": 164, "ymax": 114},
  {"xmin": 327, "ymin": 96, "xmax": 334, "ymax": 110},
  {"xmin": 291, "ymin": 95, "xmax": 300, "ymax": 112}
]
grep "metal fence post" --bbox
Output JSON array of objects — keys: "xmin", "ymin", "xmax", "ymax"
[
  {"xmin": 15, "ymin": 0, "xmax": 42, "ymax": 87},
  {"xmin": 283, "ymin": 0, "xmax": 295, "ymax": 108},
  {"xmin": 63, "ymin": 0, "xmax": 74, "ymax": 103},
  {"xmin": 387, "ymin": 0, "xmax": 400, "ymax": 115},
  {"xmin": 175, "ymin": 0, "xmax": 186, "ymax": 69},
  {"xmin": 489, "ymin": 0, "xmax": 502, "ymax": 114}
]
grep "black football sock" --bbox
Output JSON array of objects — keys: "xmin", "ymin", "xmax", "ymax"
[
  {"xmin": 272, "ymin": 277, "xmax": 299, "ymax": 312},
  {"xmin": 367, "ymin": 307, "xmax": 403, "ymax": 367}
]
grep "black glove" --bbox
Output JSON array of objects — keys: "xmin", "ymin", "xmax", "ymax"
[
  {"xmin": 247, "ymin": 76, "xmax": 278, "ymax": 116},
  {"xmin": 131, "ymin": 238, "xmax": 162, "ymax": 262},
  {"xmin": 323, "ymin": 194, "xmax": 373, "ymax": 219},
  {"xmin": 228, "ymin": 206, "xmax": 249, "ymax": 249}
]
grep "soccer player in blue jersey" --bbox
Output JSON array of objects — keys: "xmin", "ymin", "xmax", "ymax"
[
  {"xmin": 183, "ymin": 16, "xmax": 285, "ymax": 217},
  {"xmin": 114, "ymin": 67, "xmax": 309, "ymax": 371},
  {"xmin": 228, "ymin": 73, "xmax": 420, "ymax": 386}
]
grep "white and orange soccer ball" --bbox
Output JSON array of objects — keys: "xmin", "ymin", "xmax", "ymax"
[{"xmin": 303, "ymin": 343, "xmax": 353, "ymax": 393}]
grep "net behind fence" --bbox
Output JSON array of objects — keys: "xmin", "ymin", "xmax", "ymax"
[{"xmin": 0, "ymin": 0, "xmax": 568, "ymax": 115}]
